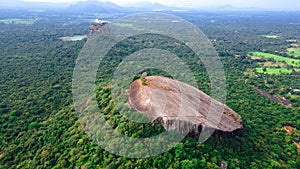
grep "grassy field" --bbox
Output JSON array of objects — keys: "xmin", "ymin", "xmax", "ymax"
[
  {"xmin": 0, "ymin": 19, "xmax": 36, "ymax": 25},
  {"xmin": 113, "ymin": 22, "xmax": 162, "ymax": 34},
  {"xmin": 255, "ymin": 67, "xmax": 293, "ymax": 75},
  {"xmin": 263, "ymin": 35, "xmax": 280, "ymax": 39},
  {"xmin": 288, "ymin": 94, "xmax": 299, "ymax": 100},
  {"xmin": 251, "ymin": 52, "xmax": 300, "ymax": 67},
  {"xmin": 287, "ymin": 48, "xmax": 300, "ymax": 57},
  {"xmin": 113, "ymin": 23, "xmax": 135, "ymax": 27}
]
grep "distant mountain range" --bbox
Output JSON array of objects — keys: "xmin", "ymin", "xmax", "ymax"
[
  {"xmin": 66, "ymin": 0, "xmax": 126, "ymax": 13},
  {"xmin": 0, "ymin": 0, "xmax": 69, "ymax": 9},
  {"xmin": 216, "ymin": 4, "xmax": 259, "ymax": 11},
  {"xmin": 124, "ymin": 1, "xmax": 182, "ymax": 11},
  {"xmin": 0, "ymin": 0, "xmax": 184, "ymax": 13},
  {"xmin": 0, "ymin": 0, "xmax": 280, "ymax": 13}
]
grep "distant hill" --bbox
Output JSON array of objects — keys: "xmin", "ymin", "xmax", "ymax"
[
  {"xmin": 0, "ymin": 0, "xmax": 125, "ymax": 13},
  {"xmin": 0, "ymin": 0, "xmax": 184, "ymax": 13},
  {"xmin": 217, "ymin": 4, "xmax": 259, "ymax": 11},
  {"xmin": 0, "ymin": 0, "xmax": 267, "ymax": 13},
  {"xmin": 125, "ymin": 1, "xmax": 179, "ymax": 11},
  {"xmin": 218, "ymin": 4, "xmax": 236, "ymax": 10},
  {"xmin": 0, "ymin": 0, "xmax": 69, "ymax": 10},
  {"xmin": 66, "ymin": 0, "xmax": 126, "ymax": 13}
]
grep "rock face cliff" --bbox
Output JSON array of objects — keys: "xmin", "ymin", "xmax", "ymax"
[
  {"xmin": 128, "ymin": 76, "xmax": 243, "ymax": 138},
  {"xmin": 88, "ymin": 22, "xmax": 110, "ymax": 37}
]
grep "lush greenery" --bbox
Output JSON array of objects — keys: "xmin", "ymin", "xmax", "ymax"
[
  {"xmin": 255, "ymin": 67, "xmax": 293, "ymax": 75},
  {"xmin": 0, "ymin": 10, "xmax": 299, "ymax": 169},
  {"xmin": 287, "ymin": 48, "xmax": 300, "ymax": 57},
  {"xmin": 113, "ymin": 23, "xmax": 134, "ymax": 27},
  {"xmin": 0, "ymin": 18, "xmax": 36, "ymax": 25},
  {"xmin": 250, "ymin": 52, "xmax": 300, "ymax": 67},
  {"xmin": 141, "ymin": 76, "xmax": 148, "ymax": 85}
]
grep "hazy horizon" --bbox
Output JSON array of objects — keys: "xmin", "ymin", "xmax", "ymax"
[{"xmin": 0, "ymin": 0, "xmax": 298, "ymax": 10}]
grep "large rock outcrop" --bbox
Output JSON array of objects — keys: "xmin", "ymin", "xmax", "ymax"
[
  {"xmin": 88, "ymin": 22, "xmax": 110, "ymax": 38},
  {"xmin": 128, "ymin": 76, "xmax": 243, "ymax": 138}
]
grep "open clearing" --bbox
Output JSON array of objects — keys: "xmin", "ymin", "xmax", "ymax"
[
  {"xmin": 255, "ymin": 67, "xmax": 293, "ymax": 75},
  {"xmin": 287, "ymin": 39, "xmax": 298, "ymax": 43},
  {"xmin": 113, "ymin": 22, "xmax": 160, "ymax": 33},
  {"xmin": 287, "ymin": 48, "xmax": 300, "ymax": 57},
  {"xmin": 59, "ymin": 35, "xmax": 86, "ymax": 41},
  {"xmin": 113, "ymin": 23, "xmax": 134, "ymax": 27},
  {"xmin": 259, "ymin": 61, "xmax": 286, "ymax": 67},
  {"xmin": 251, "ymin": 52, "xmax": 300, "ymax": 67},
  {"xmin": 287, "ymin": 94, "xmax": 299, "ymax": 100},
  {"xmin": 263, "ymin": 35, "xmax": 280, "ymax": 39},
  {"xmin": 0, "ymin": 19, "xmax": 36, "ymax": 25}
]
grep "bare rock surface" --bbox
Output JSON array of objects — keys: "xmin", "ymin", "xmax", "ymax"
[{"xmin": 128, "ymin": 76, "xmax": 243, "ymax": 137}]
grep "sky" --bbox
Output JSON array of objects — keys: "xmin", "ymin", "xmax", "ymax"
[{"xmin": 18, "ymin": 0, "xmax": 300, "ymax": 10}]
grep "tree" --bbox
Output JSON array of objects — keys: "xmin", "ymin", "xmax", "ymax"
[
  {"xmin": 263, "ymin": 67, "xmax": 267, "ymax": 72},
  {"xmin": 28, "ymin": 122, "xmax": 40, "ymax": 130}
]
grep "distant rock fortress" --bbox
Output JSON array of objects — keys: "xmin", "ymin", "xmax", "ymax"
[
  {"xmin": 128, "ymin": 76, "xmax": 243, "ymax": 138},
  {"xmin": 88, "ymin": 20, "xmax": 110, "ymax": 38}
]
